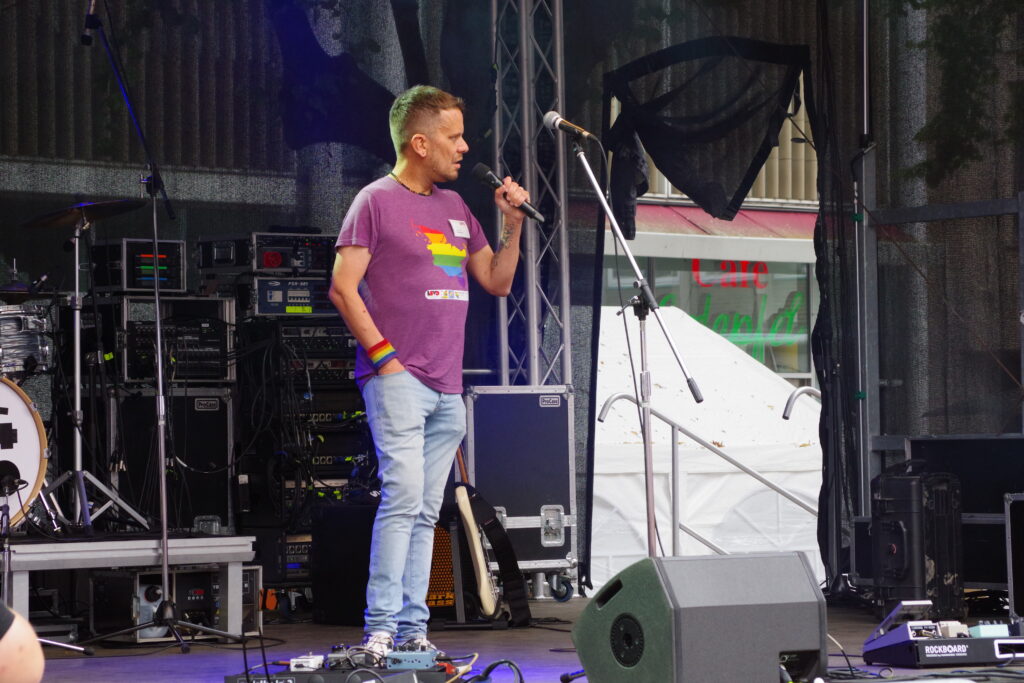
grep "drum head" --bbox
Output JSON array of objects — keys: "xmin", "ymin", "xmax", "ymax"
[{"xmin": 0, "ymin": 377, "xmax": 47, "ymax": 526}]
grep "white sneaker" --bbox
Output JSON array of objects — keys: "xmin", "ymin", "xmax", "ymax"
[
  {"xmin": 354, "ymin": 631, "xmax": 394, "ymax": 667},
  {"xmin": 396, "ymin": 636, "xmax": 445, "ymax": 658}
]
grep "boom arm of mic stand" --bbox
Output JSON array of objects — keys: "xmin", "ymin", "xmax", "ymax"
[
  {"xmin": 572, "ymin": 143, "xmax": 703, "ymax": 404},
  {"xmin": 91, "ymin": 16, "xmax": 175, "ymax": 221}
]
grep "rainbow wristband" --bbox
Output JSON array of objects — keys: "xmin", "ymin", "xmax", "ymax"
[{"xmin": 368, "ymin": 339, "xmax": 397, "ymax": 370}]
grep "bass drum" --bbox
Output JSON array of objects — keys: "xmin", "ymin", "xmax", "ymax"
[{"xmin": 0, "ymin": 377, "xmax": 47, "ymax": 526}]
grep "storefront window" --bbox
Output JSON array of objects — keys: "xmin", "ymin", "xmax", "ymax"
[{"xmin": 603, "ymin": 255, "xmax": 814, "ymax": 375}]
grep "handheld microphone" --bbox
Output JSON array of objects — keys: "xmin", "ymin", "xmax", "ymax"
[
  {"xmin": 543, "ymin": 111, "xmax": 597, "ymax": 141},
  {"xmin": 470, "ymin": 163, "xmax": 545, "ymax": 223},
  {"xmin": 81, "ymin": 0, "xmax": 98, "ymax": 46}
]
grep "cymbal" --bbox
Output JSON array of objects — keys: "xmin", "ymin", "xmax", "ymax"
[{"xmin": 21, "ymin": 199, "xmax": 147, "ymax": 229}]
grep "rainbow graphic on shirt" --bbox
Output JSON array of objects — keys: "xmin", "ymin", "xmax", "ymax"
[{"xmin": 416, "ymin": 224, "xmax": 467, "ymax": 278}]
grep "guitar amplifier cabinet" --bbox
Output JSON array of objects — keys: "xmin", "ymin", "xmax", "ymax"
[{"xmin": 464, "ymin": 385, "xmax": 577, "ymax": 575}]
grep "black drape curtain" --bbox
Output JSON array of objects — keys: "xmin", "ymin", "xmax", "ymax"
[
  {"xmin": 600, "ymin": 32, "xmax": 854, "ymax": 584},
  {"xmin": 604, "ymin": 37, "xmax": 810, "ymax": 235}
]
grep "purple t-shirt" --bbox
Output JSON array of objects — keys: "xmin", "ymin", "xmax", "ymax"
[{"xmin": 336, "ymin": 176, "xmax": 489, "ymax": 394}]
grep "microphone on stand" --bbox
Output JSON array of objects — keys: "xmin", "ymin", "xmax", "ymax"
[
  {"xmin": 81, "ymin": 0, "xmax": 99, "ymax": 46},
  {"xmin": 0, "ymin": 461, "xmax": 23, "ymax": 497},
  {"xmin": 28, "ymin": 274, "xmax": 48, "ymax": 295},
  {"xmin": 470, "ymin": 163, "xmax": 546, "ymax": 223},
  {"xmin": 543, "ymin": 111, "xmax": 598, "ymax": 142}
]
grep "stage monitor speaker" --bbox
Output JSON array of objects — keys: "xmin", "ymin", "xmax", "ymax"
[{"xmin": 572, "ymin": 552, "xmax": 826, "ymax": 683}]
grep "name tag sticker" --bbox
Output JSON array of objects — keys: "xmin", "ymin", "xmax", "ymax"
[{"xmin": 449, "ymin": 219, "xmax": 470, "ymax": 239}]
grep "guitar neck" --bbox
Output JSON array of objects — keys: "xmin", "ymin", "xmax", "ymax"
[{"xmin": 455, "ymin": 445, "xmax": 470, "ymax": 483}]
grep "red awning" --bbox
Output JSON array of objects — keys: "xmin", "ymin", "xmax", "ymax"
[{"xmin": 634, "ymin": 204, "xmax": 817, "ymax": 239}]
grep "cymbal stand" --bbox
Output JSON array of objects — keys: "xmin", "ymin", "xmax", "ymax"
[
  {"xmin": 42, "ymin": 216, "xmax": 149, "ymax": 532},
  {"xmin": 77, "ymin": 5, "xmax": 243, "ymax": 650}
]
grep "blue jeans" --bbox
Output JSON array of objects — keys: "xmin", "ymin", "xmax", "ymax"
[{"xmin": 361, "ymin": 370, "xmax": 465, "ymax": 638}]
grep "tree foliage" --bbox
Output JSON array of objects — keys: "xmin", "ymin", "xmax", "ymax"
[{"xmin": 896, "ymin": 0, "xmax": 1023, "ymax": 186}]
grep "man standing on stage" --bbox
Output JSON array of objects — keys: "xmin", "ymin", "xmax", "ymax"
[{"xmin": 329, "ymin": 85, "xmax": 530, "ymax": 663}]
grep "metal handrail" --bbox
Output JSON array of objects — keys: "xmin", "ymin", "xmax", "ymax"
[
  {"xmin": 597, "ymin": 392, "xmax": 819, "ymax": 555},
  {"xmin": 783, "ymin": 386, "xmax": 822, "ymax": 420}
]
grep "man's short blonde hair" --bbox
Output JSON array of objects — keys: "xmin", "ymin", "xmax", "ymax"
[{"xmin": 389, "ymin": 85, "xmax": 465, "ymax": 156}]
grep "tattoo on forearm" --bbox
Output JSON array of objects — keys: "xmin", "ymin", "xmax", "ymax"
[
  {"xmin": 491, "ymin": 221, "xmax": 516, "ymax": 268},
  {"xmin": 499, "ymin": 222, "xmax": 514, "ymax": 251}
]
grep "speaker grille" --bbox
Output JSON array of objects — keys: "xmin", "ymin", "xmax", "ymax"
[{"xmin": 610, "ymin": 614, "xmax": 644, "ymax": 667}]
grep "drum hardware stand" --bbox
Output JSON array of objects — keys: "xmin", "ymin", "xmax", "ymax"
[
  {"xmin": 565, "ymin": 137, "xmax": 704, "ymax": 557},
  {"xmin": 42, "ymin": 214, "xmax": 150, "ymax": 533},
  {"xmin": 34, "ymin": 480, "xmax": 62, "ymax": 534},
  {"xmin": 77, "ymin": 5, "xmax": 245, "ymax": 651}
]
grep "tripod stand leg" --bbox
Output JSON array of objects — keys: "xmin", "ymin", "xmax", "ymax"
[
  {"xmin": 79, "ymin": 620, "xmax": 166, "ymax": 646},
  {"xmin": 41, "ymin": 472, "xmax": 73, "ymax": 526},
  {"xmin": 35, "ymin": 480, "xmax": 63, "ymax": 533},
  {"xmin": 73, "ymin": 471, "xmax": 93, "ymax": 534},
  {"xmin": 171, "ymin": 618, "xmax": 244, "ymax": 643},
  {"xmin": 164, "ymin": 622, "xmax": 191, "ymax": 654},
  {"xmin": 81, "ymin": 471, "xmax": 149, "ymax": 529},
  {"xmin": 38, "ymin": 638, "xmax": 93, "ymax": 655}
]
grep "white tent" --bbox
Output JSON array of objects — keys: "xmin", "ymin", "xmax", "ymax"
[{"xmin": 590, "ymin": 306, "xmax": 824, "ymax": 589}]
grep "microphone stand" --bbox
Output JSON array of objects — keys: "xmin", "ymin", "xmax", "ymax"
[
  {"xmin": 77, "ymin": 8, "xmax": 243, "ymax": 650},
  {"xmin": 569, "ymin": 139, "xmax": 703, "ymax": 558}
]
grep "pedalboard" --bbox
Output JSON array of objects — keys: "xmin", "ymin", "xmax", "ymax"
[
  {"xmin": 863, "ymin": 599, "xmax": 1024, "ymax": 668},
  {"xmin": 225, "ymin": 669, "xmax": 456, "ymax": 682},
  {"xmin": 224, "ymin": 645, "xmax": 452, "ymax": 683}
]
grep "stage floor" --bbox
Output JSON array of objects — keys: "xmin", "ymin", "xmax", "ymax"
[{"xmin": 40, "ymin": 599, "xmax": 1024, "ymax": 682}]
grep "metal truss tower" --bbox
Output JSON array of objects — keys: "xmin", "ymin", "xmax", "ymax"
[{"xmin": 491, "ymin": 0, "xmax": 571, "ymax": 386}]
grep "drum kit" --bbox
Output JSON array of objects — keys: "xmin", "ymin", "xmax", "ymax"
[{"xmin": 0, "ymin": 199, "xmax": 146, "ymax": 533}]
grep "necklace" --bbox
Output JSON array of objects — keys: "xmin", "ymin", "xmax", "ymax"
[{"xmin": 388, "ymin": 171, "xmax": 432, "ymax": 196}]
